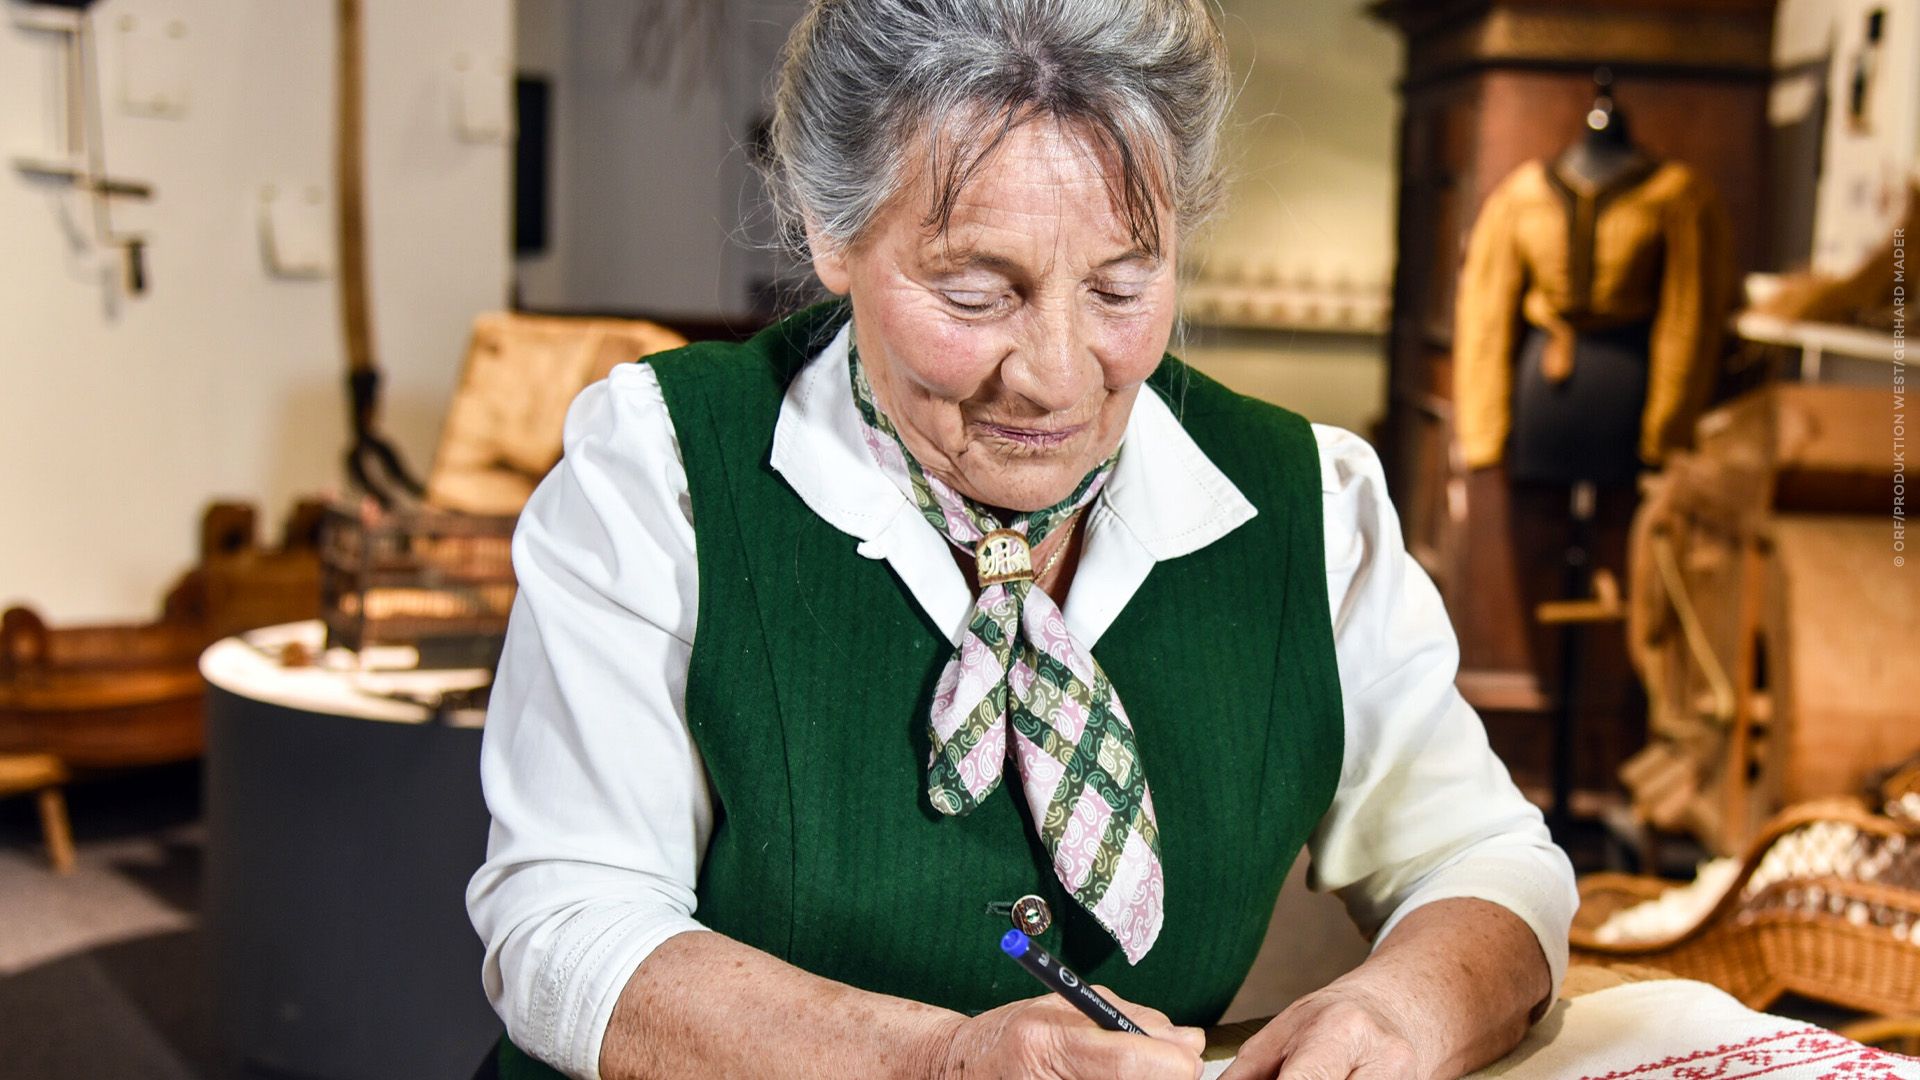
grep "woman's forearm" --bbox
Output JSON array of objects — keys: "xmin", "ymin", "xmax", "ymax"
[
  {"xmin": 596, "ymin": 930, "xmax": 964, "ymax": 1080},
  {"xmin": 1360, "ymin": 898, "xmax": 1553, "ymax": 1078},
  {"xmin": 591, "ymin": 902, "xmax": 1549, "ymax": 1080}
]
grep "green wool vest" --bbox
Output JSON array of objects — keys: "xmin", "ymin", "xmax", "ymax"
[{"xmin": 499, "ymin": 305, "xmax": 1344, "ymax": 1078}]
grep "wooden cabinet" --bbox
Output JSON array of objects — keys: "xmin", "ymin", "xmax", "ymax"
[{"xmin": 1370, "ymin": 0, "xmax": 1778, "ymax": 795}]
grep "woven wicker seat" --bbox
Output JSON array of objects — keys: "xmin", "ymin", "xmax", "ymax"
[
  {"xmin": 1836, "ymin": 1014, "xmax": 1920, "ymax": 1055},
  {"xmin": 1572, "ymin": 798, "xmax": 1920, "ymax": 1016}
]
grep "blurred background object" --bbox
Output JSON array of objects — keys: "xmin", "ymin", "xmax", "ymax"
[
  {"xmin": 1621, "ymin": 384, "xmax": 1915, "ymax": 855},
  {"xmin": 1, "ymin": 502, "xmax": 323, "ymax": 770}
]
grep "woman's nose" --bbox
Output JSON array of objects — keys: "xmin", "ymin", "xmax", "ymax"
[{"xmin": 1003, "ymin": 309, "xmax": 1095, "ymax": 414}]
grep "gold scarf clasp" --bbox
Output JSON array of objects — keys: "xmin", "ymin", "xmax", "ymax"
[{"xmin": 976, "ymin": 528, "xmax": 1034, "ymax": 586}]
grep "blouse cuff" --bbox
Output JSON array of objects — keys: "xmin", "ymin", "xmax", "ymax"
[{"xmin": 529, "ymin": 906, "xmax": 711, "ymax": 1079}]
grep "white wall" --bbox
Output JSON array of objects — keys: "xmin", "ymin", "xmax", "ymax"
[
  {"xmin": 513, "ymin": 0, "xmax": 803, "ymax": 319},
  {"xmin": 1204, "ymin": 2, "xmax": 1402, "ymax": 297},
  {"xmin": 0, "ymin": 0, "xmax": 511, "ymax": 623},
  {"xmin": 511, "ymin": 0, "xmax": 570, "ymax": 306},
  {"xmin": 1179, "ymin": 0, "xmax": 1400, "ymax": 435},
  {"xmin": 1762, "ymin": 0, "xmax": 1920, "ymax": 271},
  {"xmin": 1802, "ymin": 0, "xmax": 1920, "ymax": 275}
]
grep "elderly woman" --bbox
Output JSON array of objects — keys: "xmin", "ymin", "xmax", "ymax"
[{"xmin": 467, "ymin": 2, "xmax": 1576, "ymax": 1078}]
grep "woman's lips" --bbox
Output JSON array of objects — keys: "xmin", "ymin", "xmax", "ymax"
[{"xmin": 976, "ymin": 421, "xmax": 1087, "ymax": 448}]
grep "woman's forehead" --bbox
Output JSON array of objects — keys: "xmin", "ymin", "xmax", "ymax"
[{"xmin": 898, "ymin": 119, "xmax": 1169, "ymax": 265}]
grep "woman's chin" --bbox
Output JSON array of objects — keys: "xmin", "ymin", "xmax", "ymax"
[{"xmin": 955, "ymin": 457, "xmax": 1100, "ymax": 516}]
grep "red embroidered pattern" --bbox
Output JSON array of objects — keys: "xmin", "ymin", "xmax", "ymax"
[{"xmin": 1576, "ymin": 1028, "xmax": 1920, "ymax": 1080}]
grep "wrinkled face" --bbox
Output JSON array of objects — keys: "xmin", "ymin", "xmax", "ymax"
[{"xmin": 811, "ymin": 119, "xmax": 1179, "ymax": 514}]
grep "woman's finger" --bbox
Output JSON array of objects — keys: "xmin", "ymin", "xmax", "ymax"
[
  {"xmin": 1091, "ymin": 984, "xmax": 1208, "ymax": 1056},
  {"xmin": 1045, "ymin": 1025, "xmax": 1208, "ymax": 1080},
  {"xmin": 1271, "ymin": 1037, "xmax": 1359, "ymax": 1080}
]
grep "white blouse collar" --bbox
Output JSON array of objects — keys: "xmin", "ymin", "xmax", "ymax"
[
  {"xmin": 768, "ymin": 321, "xmax": 1258, "ymax": 646},
  {"xmin": 770, "ymin": 322, "xmax": 1256, "ymax": 554}
]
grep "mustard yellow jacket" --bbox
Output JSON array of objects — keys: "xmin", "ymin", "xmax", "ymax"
[{"xmin": 1452, "ymin": 157, "xmax": 1735, "ymax": 469}]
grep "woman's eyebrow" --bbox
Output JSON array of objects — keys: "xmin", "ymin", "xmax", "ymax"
[
  {"xmin": 926, "ymin": 248, "xmax": 1158, "ymax": 275},
  {"xmin": 1094, "ymin": 248, "xmax": 1160, "ymax": 271},
  {"xmin": 925, "ymin": 249, "xmax": 1024, "ymax": 276}
]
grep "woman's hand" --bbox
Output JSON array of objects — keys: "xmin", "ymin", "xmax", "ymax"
[
  {"xmin": 1216, "ymin": 981, "xmax": 1425, "ymax": 1080},
  {"xmin": 1218, "ymin": 899, "xmax": 1552, "ymax": 1080},
  {"xmin": 929, "ymin": 987, "xmax": 1208, "ymax": 1080}
]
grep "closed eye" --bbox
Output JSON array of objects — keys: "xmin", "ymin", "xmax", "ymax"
[{"xmin": 941, "ymin": 291, "xmax": 1006, "ymax": 315}]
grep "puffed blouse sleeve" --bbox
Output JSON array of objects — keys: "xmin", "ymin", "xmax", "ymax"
[
  {"xmin": 1305, "ymin": 424, "xmax": 1578, "ymax": 1013},
  {"xmin": 1451, "ymin": 172, "xmax": 1530, "ymax": 470},
  {"xmin": 465, "ymin": 362, "xmax": 714, "ymax": 1080}
]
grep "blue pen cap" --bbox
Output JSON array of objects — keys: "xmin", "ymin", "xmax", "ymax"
[{"xmin": 1000, "ymin": 929, "xmax": 1030, "ymax": 958}]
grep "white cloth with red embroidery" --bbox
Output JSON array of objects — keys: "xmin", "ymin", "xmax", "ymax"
[
  {"xmin": 1200, "ymin": 979, "xmax": 1919, "ymax": 1079},
  {"xmin": 1469, "ymin": 979, "xmax": 1918, "ymax": 1079}
]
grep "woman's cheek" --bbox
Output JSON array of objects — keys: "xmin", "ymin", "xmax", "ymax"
[
  {"xmin": 898, "ymin": 316, "xmax": 1005, "ymax": 399},
  {"xmin": 861, "ymin": 283, "xmax": 957, "ymax": 373},
  {"xmin": 1095, "ymin": 311, "xmax": 1175, "ymax": 387}
]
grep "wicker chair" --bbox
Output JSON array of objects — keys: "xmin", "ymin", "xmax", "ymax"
[
  {"xmin": 1837, "ymin": 1015, "xmax": 1920, "ymax": 1055},
  {"xmin": 425, "ymin": 312, "xmax": 686, "ymax": 516},
  {"xmin": 1572, "ymin": 798, "xmax": 1920, "ymax": 1016}
]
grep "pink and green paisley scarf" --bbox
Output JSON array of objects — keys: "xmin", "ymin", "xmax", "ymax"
[{"xmin": 848, "ymin": 346, "xmax": 1165, "ymax": 963}]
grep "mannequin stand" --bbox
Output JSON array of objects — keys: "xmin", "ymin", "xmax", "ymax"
[
  {"xmin": 1533, "ymin": 480, "xmax": 1638, "ymax": 855},
  {"xmin": 1549, "ymin": 482, "xmax": 1597, "ymax": 840}
]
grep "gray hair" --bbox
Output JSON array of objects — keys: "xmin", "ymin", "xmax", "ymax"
[{"xmin": 767, "ymin": 0, "xmax": 1232, "ymax": 259}]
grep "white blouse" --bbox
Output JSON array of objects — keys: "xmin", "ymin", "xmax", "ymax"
[{"xmin": 465, "ymin": 324, "xmax": 1577, "ymax": 1079}]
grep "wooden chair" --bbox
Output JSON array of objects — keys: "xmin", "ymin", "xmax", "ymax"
[
  {"xmin": 0, "ymin": 752, "xmax": 75, "ymax": 873},
  {"xmin": 1837, "ymin": 1015, "xmax": 1920, "ymax": 1055},
  {"xmin": 425, "ymin": 312, "xmax": 687, "ymax": 517},
  {"xmin": 0, "ymin": 502, "xmax": 324, "ymax": 768}
]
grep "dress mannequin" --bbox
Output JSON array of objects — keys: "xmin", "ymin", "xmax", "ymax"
[
  {"xmin": 1507, "ymin": 75, "xmax": 1659, "ymax": 487},
  {"xmin": 1452, "ymin": 68, "xmax": 1737, "ymax": 838},
  {"xmin": 1556, "ymin": 79, "xmax": 1643, "ymax": 190},
  {"xmin": 1452, "ymin": 69, "xmax": 1734, "ymax": 485}
]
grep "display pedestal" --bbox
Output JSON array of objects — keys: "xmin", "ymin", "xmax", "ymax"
[{"xmin": 201, "ymin": 622, "xmax": 499, "ymax": 1080}]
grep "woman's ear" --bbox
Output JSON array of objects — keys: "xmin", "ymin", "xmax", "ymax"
[{"xmin": 806, "ymin": 223, "xmax": 852, "ymax": 295}]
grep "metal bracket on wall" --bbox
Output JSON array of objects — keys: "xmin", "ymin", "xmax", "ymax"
[{"xmin": 9, "ymin": 4, "xmax": 157, "ymax": 295}]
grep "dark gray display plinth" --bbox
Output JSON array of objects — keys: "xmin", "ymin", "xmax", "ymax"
[{"xmin": 205, "ymin": 681, "xmax": 500, "ymax": 1079}]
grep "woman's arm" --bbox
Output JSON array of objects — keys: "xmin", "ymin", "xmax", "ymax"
[
  {"xmin": 1231, "ymin": 426, "xmax": 1575, "ymax": 1078},
  {"xmin": 598, "ymin": 932, "xmax": 955, "ymax": 1080},
  {"xmin": 1220, "ymin": 898, "xmax": 1547, "ymax": 1080},
  {"xmin": 598, "ymin": 932, "xmax": 1207, "ymax": 1080},
  {"xmin": 466, "ymin": 365, "xmax": 719, "ymax": 1075}
]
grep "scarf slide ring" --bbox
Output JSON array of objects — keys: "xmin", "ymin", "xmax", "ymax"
[{"xmin": 977, "ymin": 528, "xmax": 1037, "ymax": 586}]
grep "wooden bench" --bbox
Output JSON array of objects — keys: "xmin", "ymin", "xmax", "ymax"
[{"xmin": 0, "ymin": 752, "xmax": 74, "ymax": 873}]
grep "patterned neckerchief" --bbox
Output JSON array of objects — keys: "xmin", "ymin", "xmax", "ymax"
[{"xmin": 848, "ymin": 344, "xmax": 1166, "ymax": 963}]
